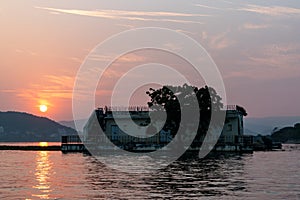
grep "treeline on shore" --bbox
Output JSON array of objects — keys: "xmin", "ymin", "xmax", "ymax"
[{"xmin": 271, "ymin": 123, "xmax": 300, "ymax": 144}]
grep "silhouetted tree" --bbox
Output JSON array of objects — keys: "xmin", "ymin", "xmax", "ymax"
[
  {"xmin": 271, "ymin": 123, "xmax": 300, "ymax": 143},
  {"xmin": 146, "ymin": 84, "xmax": 223, "ymax": 143},
  {"xmin": 236, "ymin": 105, "xmax": 248, "ymax": 116}
]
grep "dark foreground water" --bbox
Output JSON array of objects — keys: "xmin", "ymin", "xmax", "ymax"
[{"xmin": 0, "ymin": 144, "xmax": 299, "ymax": 200}]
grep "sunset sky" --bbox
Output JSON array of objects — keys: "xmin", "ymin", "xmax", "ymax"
[{"xmin": 1, "ymin": 0, "xmax": 300, "ymax": 121}]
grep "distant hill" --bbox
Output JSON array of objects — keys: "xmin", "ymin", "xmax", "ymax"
[
  {"xmin": 271, "ymin": 123, "xmax": 300, "ymax": 143},
  {"xmin": 244, "ymin": 116, "xmax": 300, "ymax": 135},
  {"xmin": 0, "ymin": 111, "xmax": 77, "ymax": 142}
]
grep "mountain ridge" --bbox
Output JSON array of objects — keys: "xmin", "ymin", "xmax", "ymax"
[{"xmin": 0, "ymin": 111, "xmax": 77, "ymax": 142}]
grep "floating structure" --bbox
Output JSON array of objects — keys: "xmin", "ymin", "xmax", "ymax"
[
  {"xmin": 68, "ymin": 105, "xmax": 253, "ymax": 154},
  {"xmin": 214, "ymin": 105, "xmax": 253, "ymax": 152}
]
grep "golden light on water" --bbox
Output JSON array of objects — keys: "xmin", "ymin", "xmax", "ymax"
[
  {"xmin": 39, "ymin": 142, "xmax": 48, "ymax": 147},
  {"xmin": 32, "ymin": 151, "xmax": 52, "ymax": 199}
]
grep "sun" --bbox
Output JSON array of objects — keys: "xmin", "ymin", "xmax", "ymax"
[
  {"xmin": 39, "ymin": 104, "xmax": 48, "ymax": 113},
  {"xmin": 39, "ymin": 142, "xmax": 48, "ymax": 147}
]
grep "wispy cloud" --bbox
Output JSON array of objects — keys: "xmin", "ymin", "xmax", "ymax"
[
  {"xmin": 247, "ymin": 44, "xmax": 300, "ymax": 67},
  {"xmin": 36, "ymin": 7, "xmax": 208, "ymax": 24},
  {"xmin": 0, "ymin": 89, "xmax": 18, "ymax": 93},
  {"xmin": 230, "ymin": 44, "xmax": 300, "ymax": 79},
  {"xmin": 69, "ymin": 57, "xmax": 83, "ymax": 64},
  {"xmin": 116, "ymin": 23, "xmax": 136, "ymax": 29},
  {"xmin": 15, "ymin": 49, "xmax": 38, "ymax": 56},
  {"xmin": 201, "ymin": 31, "xmax": 234, "ymax": 50},
  {"xmin": 195, "ymin": 3, "xmax": 300, "ymax": 17},
  {"xmin": 211, "ymin": 32, "xmax": 233, "ymax": 50},
  {"xmin": 239, "ymin": 4, "xmax": 300, "ymax": 16},
  {"xmin": 117, "ymin": 53, "xmax": 146, "ymax": 63},
  {"xmin": 88, "ymin": 52, "xmax": 147, "ymax": 64},
  {"xmin": 17, "ymin": 75, "xmax": 75, "ymax": 102},
  {"xmin": 242, "ymin": 23, "xmax": 271, "ymax": 30},
  {"xmin": 89, "ymin": 54, "xmax": 114, "ymax": 62},
  {"xmin": 45, "ymin": 75, "xmax": 74, "ymax": 88},
  {"xmin": 175, "ymin": 29, "xmax": 197, "ymax": 35},
  {"xmin": 194, "ymin": 4, "xmax": 224, "ymax": 10},
  {"xmin": 220, "ymin": 0, "xmax": 234, "ymax": 5}
]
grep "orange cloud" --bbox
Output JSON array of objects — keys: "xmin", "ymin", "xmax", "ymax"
[{"xmin": 17, "ymin": 75, "xmax": 75, "ymax": 102}]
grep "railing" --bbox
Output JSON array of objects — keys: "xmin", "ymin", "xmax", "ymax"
[
  {"xmin": 100, "ymin": 105, "xmax": 241, "ymax": 111},
  {"xmin": 226, "ymin": 105, "xmax": 237, "ymax": 110},
  {"xmin": 61, "ymin": 135, "xmax": 82, "ymax": 144},
  {"xmin": 102, "ymin": 106, "xmax": 149, "ymax": 112}
]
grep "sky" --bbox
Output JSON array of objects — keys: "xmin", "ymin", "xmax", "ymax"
[{"xmin": 1, "ymin": 0, "xmax": 300, "ymax": 121}]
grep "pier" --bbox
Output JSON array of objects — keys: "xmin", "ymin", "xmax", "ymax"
[{"xmin": 0, "ymin": 145, "xmax": 61, "ymax": 151}]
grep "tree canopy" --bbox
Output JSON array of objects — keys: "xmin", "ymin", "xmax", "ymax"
[
  {"xmin": 146, "ymin": 84, "xmax": 223, "ymax": 140},
  {"xmin": 271, "ymin": 123, "xmax": 300, "ymax": 143}
]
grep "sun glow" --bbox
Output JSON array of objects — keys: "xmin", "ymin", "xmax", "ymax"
[
  {"xmin": 39, "ymin": 142, "xmax": 48, "ymax": 147},
  {"xmin": 39, "ymin": 104, "xmax": 48, "ymax": 113}
]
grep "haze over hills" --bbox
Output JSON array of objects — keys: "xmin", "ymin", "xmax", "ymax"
[
  {"xmin": 244, "ymin": 116, "xmax": 300, "ymax": 135},
  {"xmin": 0, "ymin": 111, "xmax": 77, "ymax": 142}
]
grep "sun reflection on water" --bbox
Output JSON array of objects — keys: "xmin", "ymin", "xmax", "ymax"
[{"xmin": 32, "ymin": 151, "xmax": 52, "ymax": 199}]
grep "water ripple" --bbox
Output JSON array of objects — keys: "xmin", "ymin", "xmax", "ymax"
[{"xmin": 0, "ymin": 144, "xmax": 299, "ymax": 199}]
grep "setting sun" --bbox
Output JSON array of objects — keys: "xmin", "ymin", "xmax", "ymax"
[
  {"xmin": 39, "ymin": 142, "xmax": 48, "ymax": 147},
  {"xmin": 39, "ymin": 105, "xmax": 48, "ymax": 113}
]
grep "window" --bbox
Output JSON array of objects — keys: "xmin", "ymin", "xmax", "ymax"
[{"xmin": 111, "ymin": 125, "xmax": 119, "ymax": 140}]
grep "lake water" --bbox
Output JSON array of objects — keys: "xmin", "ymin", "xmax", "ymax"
[{"xmin": 0, "ymin": 144, "xmax": 299, "ymax": 199}]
